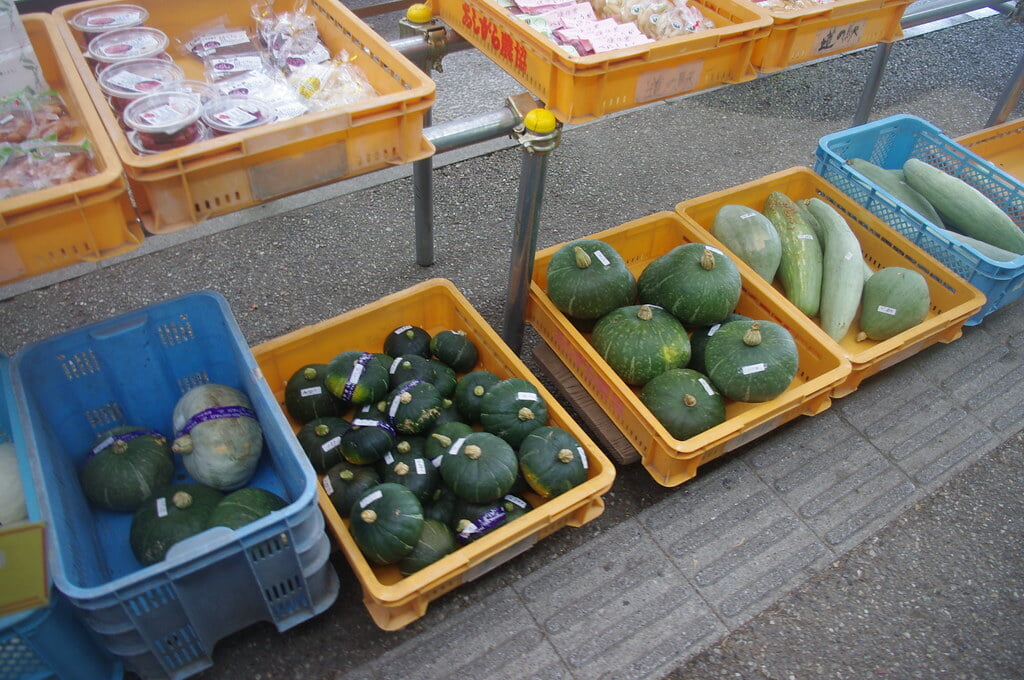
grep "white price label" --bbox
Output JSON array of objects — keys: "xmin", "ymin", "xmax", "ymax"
[
  {"xmin": 593, "ymin": 249, "xmax": 611, "ymax": 266},
  {"xmin": 359, "ymin": 489, "xmax": 383, "ymax": 508},
  {"xmin": 698, "ymin": 377, "xmax": 716, "ymax": 396},
  {"xmin": 321, "ymin": 475, "xmax": 334, "ymax": 495},
  {"xmin": 741, "ymin": 363, "xmax": 767, "ymax": 375},
  {"xmin": 299, "ymin": 386, "xmax": 322, "ymax": 397},
  {"xmin": 449, "ymin": 436, "xmax": 467, "ymax": 455},
  {"xmin": 321, "ymin": 436, "xmax": 341, "ymax": 452},
  {"xmin": 877, "ymin": 305, "xmax": 898, "ymax": 316},
  {"xmin": 414, "ymin": 458, "xmax": 427, "ymax": 475},
  {"xmin": 577, "ymin": 445, "xmax": 589, "ymax": 470},
  {"xmin": 156, "ymin": 497, "xmax": 168, "ymax": 518},
  {"xmin": 516, "ymin": 392, "xmax": 539, "ymax": 402}
]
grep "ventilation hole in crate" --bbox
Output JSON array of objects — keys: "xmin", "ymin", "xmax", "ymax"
[
  {"xmin": 249, "ymin": 534, "xmax": 286, "ymax": 561},
  {"xmin": 0, "ymin": 636, "xmax": 46, "ymax": 678},
  {"xmin": 126, "ymin": 583, "xmax": 179, "ymax": 616},
  {"xmin": 85, "ymin": 401, "xmax": 123, "ymax": 429},
  {"xmin": 155, "ymin": 625, "xmax": 204, "ymax": 669},
  {"xmin": 57, "ymin": 349, "xmax": 100, "ymax": 380},
  {"xmin": 157, "ymin": 319, "xmax": 196, "ymax": 347},
  {"xmin": 177, "ymin": 372, "xmax": 209, "ymax": 394}
]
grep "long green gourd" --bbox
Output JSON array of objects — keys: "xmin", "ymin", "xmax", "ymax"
[
  {"xmin": 805, "ymin": 198, "xmax": 865, "ymax": 342},
  {"xmin": 763, "ymin": 191, "xmax": 822, "ymax": 317},
  {"xmin": 849, "ymin": 158, "xmax": 945, "ymax": 227}
]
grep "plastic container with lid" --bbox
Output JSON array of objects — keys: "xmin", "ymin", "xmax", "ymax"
[
  {"xmin": 123, "ymin": 91, "xmax": 205, "ymax": 154},
  {"xmin": 201, "ymin": 94, "xmax": 276, "ymax": 135},
  {"xmin": 68, "ymin": 3, "xmax": 148, "ymax": 44},
  {"xmin": 98, "ymin": 58, "xmax": 184, "ymax": 114},
  {"xmin": 155, "ymin": 79, "xmax": 217, "ymax": 104},
  {"xmin": 86, "ymin": 26, "xmax": 169, "ymax": 68}
]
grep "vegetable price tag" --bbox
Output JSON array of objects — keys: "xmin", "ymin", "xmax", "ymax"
[
  {"xmin": 393, "ymin": 325, "xmax": 412, "ymax": 335},
  {"xmin": 0, "ymin": 522, "xmax": 48, "ymax": 617},
  {"xmin": 383, "ymin": 451, "xmax": 395, "ymax": 465},
  {"xmin": 299, "ymin": 386, "xmax": 322, "ymax": 397},
  {"xmin": 740, "ymin": 212, "xmax": 759, "ymax": 219},
  {"xmin": 593, "ymin": 249, "xmax": 611, "ymax": 266},
  {"xmin": 414, "ymin": 458, "xmax": 427, "ymax": 475},
  {"xmin": 449, "ymin": 437, "xmax": 467, "ymax": 455},
  {"xmin": 505, "ymin": 494, "xmax": 529, "ymax": 509},
  {"xmin": 359, "ymin": 489, "xmax": 383, "ymax": 508},
  {"xmin": 698, "ymin": 377, "xmax": 716, "ymax": 396},
  {"xmin": 706, "ymin": 323, "xmax": 722, "ymax": 337},
  {"xmin": 156, "ymin": 496, "xmax": 168, "ymax": 518},
  {"xmin": 321, "ymin": 436, "xmax": 341, "ymax": 452},
  {"xmin": 877, "ymin": 305, "xmax": 898, "ymax": 316},
  {"xmin": 797, "ymin": 234, "xmax": 816, "ymax": 240},
  {"xmin": 431, "ymin": 455, "xmax": 443, "ymax": 468},
  {"xmin": 352, "ymin": 418, "xmax": 378, "ymax": 427},
  {"xmin": 740, "ymin": 363, "xmax": 767, "ymax": 375},
  {"xmin": 517, "ymin": 392, "xmax": 539, "ymax": 401},
  {"xmin": 321, "ymin": 475, "xmax": 334, "ymax": 495},
  {"xmin": 704, "ymin": 245, "xmax": 724, "ymax": 255},
  {"xmin": 844, "ymin": 251, "xmax": 854, "ymax": 261},
  {"xmin": 389, "ymin": 357, "xmax": 403, "ymax": 374},
  {"xmin": 577, "ymin": 446, "xmax": 589, "ymax": 469}
]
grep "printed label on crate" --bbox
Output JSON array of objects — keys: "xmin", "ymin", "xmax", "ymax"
[
  {"xmin": 459, "ymin": 3, "xmax": 529, "ymax": 74},
  {"xmin": 813, "ymin": 20, "xmax": 867, "ymax": 55},
  {"xmin": 0, "ymin": 522, "xmax": 48, "ymax": 617},
  {"xmin": 635, "ymin": 60, "xmax": 703, "ymax": 103}
]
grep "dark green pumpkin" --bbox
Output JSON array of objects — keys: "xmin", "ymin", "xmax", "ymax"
[
  {"xmin": 323, "ymin": 461, "xmax": 381, "ymax": 518},
  {"xmin": 428, "ymin": 360, "xmax": 458, "ymax": 398},
  {"xmin": 545, "ymin": 238, "xmax": 637, "ymax": 320},
  {"xmin": 324, "ymin": 351, "xmax": 390, "ymax": 406},
  {"xmin": 688, "ymin": 313, "xmax": 751, "ymax": 375},
  {"xmin": 638, "ymin": 243, "xmax": 742, "ymax": 325},
  {"xmin": 423, "ymin": 484, "xmax": 458, "ymax": 526},
  {"xmin": 424, "ymin": 421, "xmax": 474, "ymax": 462},
  {"xmin": 452, "ymin": 493, "xmax": 530, "ymax": 542},
  {"xmin": 590, "ymin": 304, "xmax": 691, "ymax": 386},
  {"xmin": 296, "ymin": 416, "xmax": 350, "ymax": 473},
  {"xmin": 517, "ymin": 426, "xmax": 589, "ymax": 498},
  {"xmin": 479, "ymin": 377, "xmax": 548, "ymax": 448},
  {"xmin": 386, "ymin": 380, "xmax": 444, "ymax": 435},
  {"xmin": 205, "ymin": 487, "xmax": 287, "ymax": 530},
  {"xmin": 349, "ymin": 483, "xmax": 424, "ymax": 566},
  {"xmin": 129, "ymin": 484, "xmax": 223, "ymax": 566},
  {"xmin": 429, "ymin": 398, "xmax": 462, "ymax": 427},
  {"xmin": 705, "ymin": 320, "xmax": 799, "ymax": 402},
  {"xmin": 439, "ymin": 431, "xmax": 519, "ymax": 503},
  {"xmin": 340, "ymin": 406, "xmax": 396, "ymax": 465},
  {"xmin": 383, "ymin": 325, "xmax": 432, "ymax": 358},
  {"xmin": 430, "ymin": 330, "xmax": 478, "ymax": 373},
  {"xmin": 379, "ymin": 445, "xmax": 439, "ymax": 504},
  {"xmin": 386, "ymin": 354, "xmax": 435, "ymax": 390},
  {"xmin": 398, "ymin": 519, "xmax": 457, "ymax": 576},
  {"xmin": 453, "ymin": 370, "xmax": 501, "ymax": 423},
  {"xmin": 80, "ymin": 426, "xmax": 174, "ymax": 512},
  {"xmin": 639, "ymin": 368, "xmax": 727, "ymax": 440},
  {"xmin": 283, "ymin": 363, "xmax": 344, "ymax": 424}
]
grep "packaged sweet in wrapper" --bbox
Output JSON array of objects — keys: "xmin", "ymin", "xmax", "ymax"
[
  {"xmin": 0, "ymin": 0, "xmax": 45, "ymax": 96},
  {"xmin": 185, "ymin": 24, "xmax": 259, "ymax": 59},
  {"xmin": 286, "ymin": 55, "xmax": 378, "ymax": 112}
]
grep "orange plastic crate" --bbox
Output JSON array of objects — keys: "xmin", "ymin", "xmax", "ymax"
[
  {"xmin": 675, "ymin": 166, "xmax": 986, "ymax": 397},
  {"xmin": 430, "ymin": 0, "xmax": 771, "ymax": 124},
  {"xmin": 250, "ymin": 279, "xmax": 615, "ymax": 631},
  {"xmin": 742, "ymin": 0, "xmax": 911, "ymax": 73},
  {"xmin": 0, "ymin": 14, "xmax": 140, "ymax": 285},
  {"xmin": 956, "ymin": 118, "xmax": 1024, "ymax": 182},
  {"xmin": 53, "ymin": 0, "xmax": 435, "ymax": 235},
  {"xmin": 527, "ymin": 211, "xmax": 851, "ymax": 487}
]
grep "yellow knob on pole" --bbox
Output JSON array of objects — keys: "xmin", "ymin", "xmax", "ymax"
[
  {"xmin": 523, "ymin": 108, "xmax": 557, "ymax": 134},
  {"xmin": 406, "ymin": 3, "xmax": 433, "ymax": 23}
]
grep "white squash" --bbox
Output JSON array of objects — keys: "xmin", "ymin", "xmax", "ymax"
[
  {"xmin": 171, "ymin": 384, "xmax": 263, "ymax": 490},
  {"xmin": 0, "ymin": 441, "xmax": 29, "ymax": 526}
]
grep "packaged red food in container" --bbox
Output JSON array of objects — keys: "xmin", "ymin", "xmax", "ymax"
[
  {"xmin": 98, "ymin": 58, "xmax": 185, "ymax": 114},
  {"xmin": 0, "ymin": 141, "xmax": 98, "ymax": 200},
  {"xmin": 123, "ymin": 91, "xmax": 206, "ymax": 154},
  {"xmin": 87, "ymin": 26, "xmax": 170, "ymax": 70},
  {"xmin": 68, "ymin": 4, "xmax": 149, "ymax": 44},
  {"xmin": 155, "ymin": 79, "xmax": 217, "ymax": 104},
  {"xmin": 201, "ymin": 94, "xmax": 276, "ymax": 135}
]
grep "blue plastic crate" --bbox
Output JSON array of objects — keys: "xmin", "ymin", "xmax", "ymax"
[
  {"xmin": 815, "ymin": 114, "xmax": 1024, "ymax": 325},
  {"xmin": 11, "ymin": 292, "xmax": 339, "ymax": 680},
  {"xmin": 1, "ymin": 355, "xmax": 122, "ymax": 680}
]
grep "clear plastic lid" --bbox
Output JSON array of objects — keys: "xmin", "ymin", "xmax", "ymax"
[
  {"xmin": 69, "ymin": 4, "xmax": 149, "ymax": 34},
  {"xmin": 123, "ymin": 92, "xmax": 203, "ymax": 134},
  {"xmin": 87, "ymin": 26, "xmax": 170, "ymax": 64},
  {"xmin": 201, "ymin": 95, "xmax": 277, "ymax": 133},
  {"xmin": 98, "ymin": 58, "xmax": 185, "ymax": 98},
  {"xmin": 155, "ymin": 79, "xmax": 218, "ymax": 104}
]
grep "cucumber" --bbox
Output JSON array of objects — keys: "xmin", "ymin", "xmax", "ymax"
[
  {"xmin": 858, "ymin": 267, "xmax": 930, "ymax": 341},
  {"xmin": 763, "ymin": 191, "xmax": 823, "ymax": 317},
  {"xmin": 934, "ymin": 226, "xmax": 1019, "ymax": 262},
  {"xmin": 902, "ymin": 158, "xmax": 1024, "ymax": 254},
  {"xmin": 849, "ymin": 158, "xmax": 944, "ymax": 227},
  {"xmin": 805, "ymin": 198, "xmax": 865, "ymax": 341}
]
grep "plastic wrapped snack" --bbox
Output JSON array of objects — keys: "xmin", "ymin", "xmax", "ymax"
[
  {"xmin": 185, "ymin": 24, "xmax": 259, "ymax": 59},
  {"xmin": 0, "ymin": 141, "xmax": 98, "ymax": 199},
  {"xmin": 0, "ymin": 90, "xmax": 77, "ymax": 144},
  {"xmin": 286, "ymin": 56, "xmax": 378, "ymax": 111}
]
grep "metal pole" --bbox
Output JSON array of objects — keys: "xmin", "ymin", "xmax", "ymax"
[
  {"xmin": 425, "ymin": 108, "xmax": 521, "ymax": 154},
  {"xmin": 413, "ymin": 109, "xmax": 434, "ymax": 266},
  {"xmin": 987, "ymin": 48, "xmax": 1024, "ymax": 126},
  {"xmin": 502, "ymin": 110, "xmax": 561, "ymax": 353},
  {"xmin": 852, "ymin": 42, "xmax": 893, "ymax": 126}
]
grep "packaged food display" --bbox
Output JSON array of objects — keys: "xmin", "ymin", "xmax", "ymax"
[
  {"xmin": 67, "ymin": 3, "xmax": 149, "ymax": 43},
  {"xmin": 0, "ymin": 140, "xmax": 98, "ymax": 200},
  {"xmin": 97, "ymin": 57, "xmax": 184, "ymax": 113},
  {"xmin": 122, "ymin": 91, "xmax": 205, "ymax": 153},
  {"xmin": 200, "ymin": 94, "xmax": 275, "ymax": 135},
  {"xmin": 86, "ymin": 26, "xmax": 170, "ymax": 68}
]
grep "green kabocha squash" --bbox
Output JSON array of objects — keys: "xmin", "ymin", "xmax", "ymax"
[
  {"xmin": 479, "ymin": 377, "xmax": 548, "ymax": 448},
  {"xmin": 638, "ymin": 243, "xmax": 742, "ymax": 325},
  {"xmin": 639, "ymin": 368, "xmax": 727, "ymax": 440},
  {"xmin": 428, "ymin": 360, "xmax": 458, "ymax": 398},
  {"xmin": 325, "ymin": 351, "xmax": 390, "ymax": 406},
  {"xmin": 545, "ymin": 238, "xmax": 638, "ymax": 321},
  {"xmin": 439, "ymin": 431, "xmax": 519, "ymax": 503},
  {"xmin": 590, "ymin": 304, "xmax": 691, "ymax": 386},
  {"xmin": 171, "ymin": 383, "xmax": 263, "ymax": 491},
  {"xmin": 129, "ymin": 484, "xmax": 223, "ymax": 566},
  {"xmin": 205, "ymin": 487, "xmax": 287, "ymax": 530},
  {"xmin": 80, "ymin": 425, "xmax": 174, "ymax": 512},
  {"xmin": 296, "ymin": 416, "xmax": 350, "ymax": 473},
  {"xmin": 283, "ymin": 363, "xmax": 344, "ymax": 424},
  {"xmin": 452, "ymin": 493, "xmax": 530, "ymax": 542},
  {"xmin": 857, "ymin": 267, "xmax": 931, "ymax": 341},
  {"xmin": 322, "ymin": 461, "xmax": 381, "ymax": 518},
  {"xmin": 517, "ymin": 426, "xmax": 589, "ymax": 498},
  {"xmin": 424, "ymin": 484, "xmax": 458, "ymax": 526},
  {"xmin": 710, "ymin": 204, "xmax": 783, "ymax": 282},
  {"xmin": 705, "ymin": 320, "xmax": 799, "ymax": 402},
  {"xmin": 429, "ymin": 398, "xmax": 462, "ymax": 427},
  {"xmin": 424, "ymin": 421, "xmax": 474, "ymax": 462},
  {"xmin": 430, "ymin": 330, "xmax": 479, "ymax": 373},
  {"xmin": 386, "ymin": 354, "xmax": 435, "ymax": 391},
  {"xmin": 386, "ymin": 380, "xmax": 444, "ymax": 435},
  {"xmin": 340, "ymin": 406, "xmax": 396, "ymax": 465},
  {"xmin": 688, "ymin": 313, "xmax": 751, "ymax": 375},
  {"xmin": 0, "ymin": 442, "xmax": 28, "ymax": 526},
  {"xmin": 398, "ymin": 519, "xmax": 458, "ymax": 576},
  {"xmin": 383, "ymin": 325, "xmax": 432, "ymax": 358},
  {"xmin": 349, "ymin": 482, "xmax": 424, "ymax": 566},
  {"xmin": 378, "ymin": 445, "xmax": 439, "ymax": 504},
  {"xmin": 453, "ymin": 370, "xmax": 501, "ymax": 423}
]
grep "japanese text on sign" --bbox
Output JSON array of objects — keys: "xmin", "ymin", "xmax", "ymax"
[
  {"xmin": 813, "ymin": 20, "xmax": 866, "ymax": 55},
  {"xmin": 635, "ymin": 60, "xmax": 703, "ymax": 103},
  {"xmin": 462, "ymin": 3, "xmax": 529, "ymax": 74}
]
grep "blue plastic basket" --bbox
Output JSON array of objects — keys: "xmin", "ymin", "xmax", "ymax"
[
  {"xmin": 11, "ymin": 292, "xmax": 339, "ymax": 680},
  {"xmin": 1, "ymin": 355, "xmax": 122, "ymax": 680},
  {"xmin": 815, "ymin": 114, "xmax": 1024, "ymax": 325}
]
